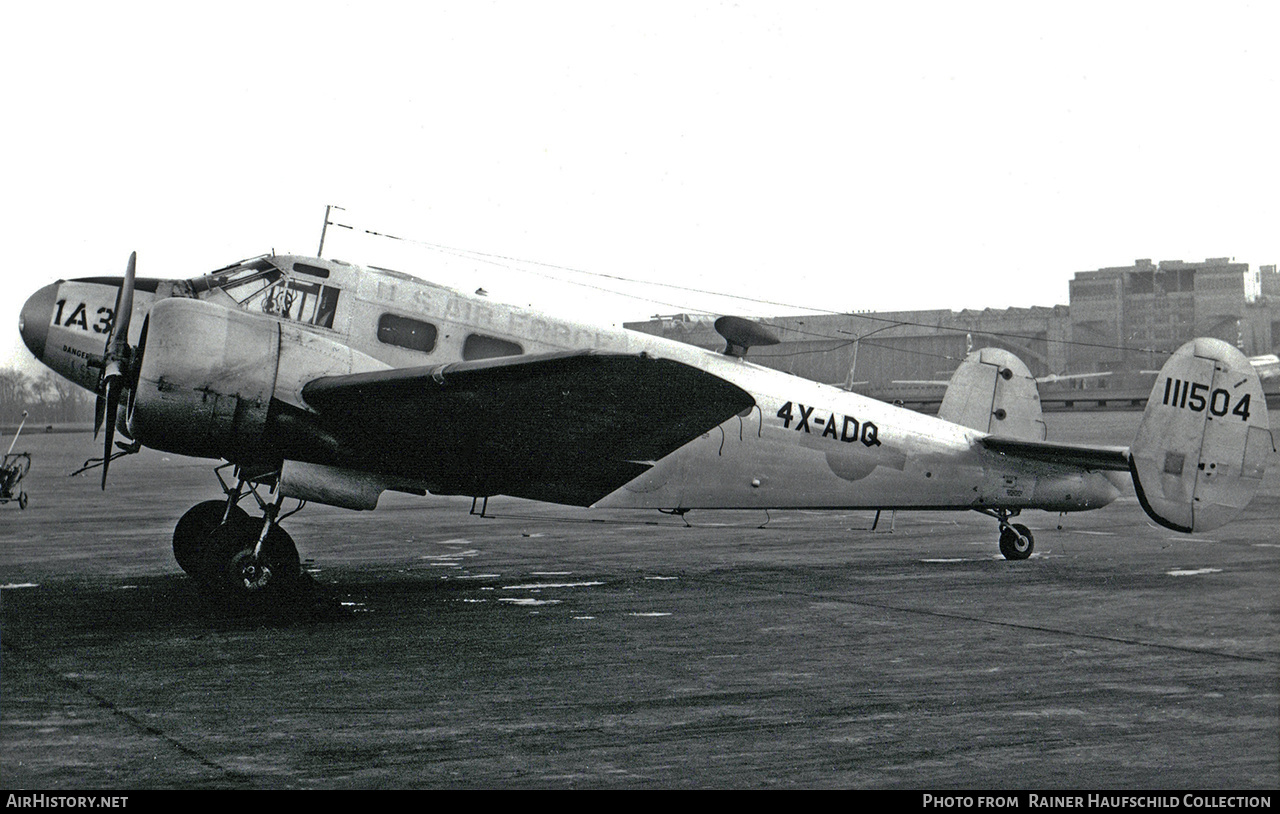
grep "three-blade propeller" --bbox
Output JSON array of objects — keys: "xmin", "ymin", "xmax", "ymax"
[{"xmin": 93, "ymin": 252, "xmax": 137, "ymax": 488}]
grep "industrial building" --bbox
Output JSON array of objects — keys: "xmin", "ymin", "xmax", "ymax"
[
  {"xmin": 1068, "ymin": 258, "xmax": 1277, "ymax": 372},
  {"xmin": 625, "ymin": 258, "xmax": 1280, "ymax": 409}
]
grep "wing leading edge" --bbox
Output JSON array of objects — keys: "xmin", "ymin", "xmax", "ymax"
[{"xmin": 300, "ymin": 350, "xmax": 756, "ymax": 506}]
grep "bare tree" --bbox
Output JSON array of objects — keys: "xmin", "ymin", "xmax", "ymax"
[
  {"xmin": 0, "ymin": 367, "xmax": 33, "ymax": 424},
  {"xmin": 38, "ymin": 369, "xmax": 94, "ymax": 423},
  {"xmin": 1, "ymin": 367, "xmax": 94, "ymax": 425}
]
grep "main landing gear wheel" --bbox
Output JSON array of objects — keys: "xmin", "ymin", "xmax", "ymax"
[
  {"xmin": 200, "ymin": 515, "xmax": 301, "ymax": 604},
  {"xmin": 172, "ymin": 500, "xmax": 250, "ymax": 575},
  {"xmin": 176, "ymin": 465, "xmax": 332, "ymax": 617},
  {"xmin": 999, "ymin": 523, "xmax": 1034, "ymax": 560}
]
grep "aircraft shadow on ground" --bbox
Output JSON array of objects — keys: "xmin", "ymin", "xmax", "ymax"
[{"xmin": 1, "ymin": 570, "xmax": 486, "ymax": 637}]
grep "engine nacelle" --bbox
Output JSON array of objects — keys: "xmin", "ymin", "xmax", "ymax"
[
  {"xmin": 129, "ymin": 298, "xmax": 278, "ymax": 460},
  {"xmin": 129, "ymin": 297, "xmax": 387, "ymax": 463},
  {"xmin": 278, "ymin": 460, "xmax": 421, "ymax": 510}
]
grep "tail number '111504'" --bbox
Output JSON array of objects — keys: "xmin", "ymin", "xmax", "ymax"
[{"xmin": 1162, "ymin": 378, "xmax": 1251, "ymax": 421}]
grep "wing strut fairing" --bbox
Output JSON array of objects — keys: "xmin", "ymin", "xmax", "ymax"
[{"xmin": 301, "ymin": 350, "xmax": 756, "ymax": 506}]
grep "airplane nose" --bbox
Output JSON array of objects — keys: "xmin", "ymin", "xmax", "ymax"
[{"xmin": 19, "ymin": 282, "xmax": 58, "ymax": 360}]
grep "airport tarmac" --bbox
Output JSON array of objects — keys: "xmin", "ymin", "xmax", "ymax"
[{"xmin": 1, "ymin": 413, "xmax": 1276, "ymax": 789}]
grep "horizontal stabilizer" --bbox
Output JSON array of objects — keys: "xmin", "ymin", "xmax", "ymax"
[{"xmin": 980, "ymin": 436, "xmax": 1131, "ymax": 471}]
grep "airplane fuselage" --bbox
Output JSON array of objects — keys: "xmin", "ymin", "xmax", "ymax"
[{"xmin": 20, "ymin": 254, "xmax": 1121, "ymax": 514}]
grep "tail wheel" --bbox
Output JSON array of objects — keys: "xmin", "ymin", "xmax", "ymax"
[
  {"xmin": 173, "ymin": 500, "xmax": 249, "ymax": 575},
  {"xmin": 999, "ymin": 523, "xmax": 1034, "ymax": 560}
]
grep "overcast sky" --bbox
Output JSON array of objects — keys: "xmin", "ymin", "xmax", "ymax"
[{"xmin": 4, "ymin": 1, "xmax": 1278, "ymax": 371}]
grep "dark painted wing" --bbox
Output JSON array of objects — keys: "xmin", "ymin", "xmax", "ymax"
[
  {"xmin": 980, "ymin": 436, "xmax": 1131, "ymax": 471},
  {"xmin": 301, "ymin": 350, "xmax": 755, "ymax": 505}
]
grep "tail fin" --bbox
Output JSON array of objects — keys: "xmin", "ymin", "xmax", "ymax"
[
  {"xmin": 1130, "ymin": 338, "xmax": 1273, "ymax": 532},
  {"xmin": 939, "ymin": 347, "xmax": 1047, "ymax": 440}
]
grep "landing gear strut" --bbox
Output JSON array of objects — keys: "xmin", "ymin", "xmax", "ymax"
[
  {"xmin": 172, "ymin": 463, "xmax": 305, "ymax": 607},
  {"xmin": 978, "ymin": 508, "xmax": 1035, "ymax": 560}
]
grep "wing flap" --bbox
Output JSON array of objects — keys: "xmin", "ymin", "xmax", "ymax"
[{"xmin": 301, "ymin": 350, "xmax": 754, "ymax": 505}]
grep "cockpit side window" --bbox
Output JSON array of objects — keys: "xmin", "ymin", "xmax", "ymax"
[{"xmin": 259, "ymin": 278, "xmax": 341, "ymax": 328}]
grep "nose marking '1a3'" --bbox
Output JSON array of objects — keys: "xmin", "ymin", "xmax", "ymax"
[{"xmin": 53, "ymin": 300, "xmax": 114, "ymax": 334}]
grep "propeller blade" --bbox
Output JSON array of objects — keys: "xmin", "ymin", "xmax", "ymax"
[
  {"xmin": 100, "ymin": 378, "xmax": 121, "ymax": 489},
  {"xmin": 93, "ymin": 391, "xmax": 106, "ymax": 439},
  {"xmin": 95, "ymin": 251, "xmax": 137, "ymax": 488},
  {"xmin": 109, "ymin": 251, "xmax": 137, "ymax": 357}
]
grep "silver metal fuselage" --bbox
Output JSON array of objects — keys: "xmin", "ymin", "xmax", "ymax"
[{"xmin": 19, "ymin": 255, "xmax": 1120, "ymax": 514}]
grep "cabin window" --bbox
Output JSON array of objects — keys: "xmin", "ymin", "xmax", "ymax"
[
  {"xmin": 378, "ymin": 313, "xmax": 438, "ymax": 353},
  {"xmin": 463, "ymin": 333, "xmax": 523, "ymax": 360}
]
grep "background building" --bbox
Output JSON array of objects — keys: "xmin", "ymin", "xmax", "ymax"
[
  {"xmin": 626, "ymin": 257, "xmax": 1280, "ymax": 409},
  {"xmin": 628, "ymin": 306, "xmax": 1070, "ymax": 406},
  {"xmin": 1068, "ymin": 258, "xmax": 1275, "ymax": 375}
]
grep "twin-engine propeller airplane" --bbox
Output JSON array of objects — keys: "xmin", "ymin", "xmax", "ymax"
[{"xmin": 17, "ymin": 251, "xmax": 1274, "ymax": 610}]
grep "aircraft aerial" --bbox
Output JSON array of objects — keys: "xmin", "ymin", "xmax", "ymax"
[{"xmin": 16, "ymin": 250, "xmax": 1275, "ymax": 612}]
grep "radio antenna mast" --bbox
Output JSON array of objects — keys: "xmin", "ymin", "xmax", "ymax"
[{"xmin": 317, "ymin": 204, "xmax": 345, "ymax": 257}]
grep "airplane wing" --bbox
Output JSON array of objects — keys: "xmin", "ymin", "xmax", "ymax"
[
  {"xmin": 300, "ymin": 350, "xmax": 755, "ymax": 505},
  {"xmin": 979, "ymin": 436, "xmax": 1131, "ymax": 471}
]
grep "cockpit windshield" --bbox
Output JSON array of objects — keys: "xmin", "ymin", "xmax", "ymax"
[
  {"xmin": 196, "ymin": 257, "xmax": 341, "ymax": 330},
  {"xmin": 216, "ymin": 258, "xmax": 281, "ymax": 305}
]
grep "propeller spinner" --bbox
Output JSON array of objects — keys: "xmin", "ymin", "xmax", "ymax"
[{"xmin": 93, "ymin": 252, "xmax": 138, "ymax": 488}]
